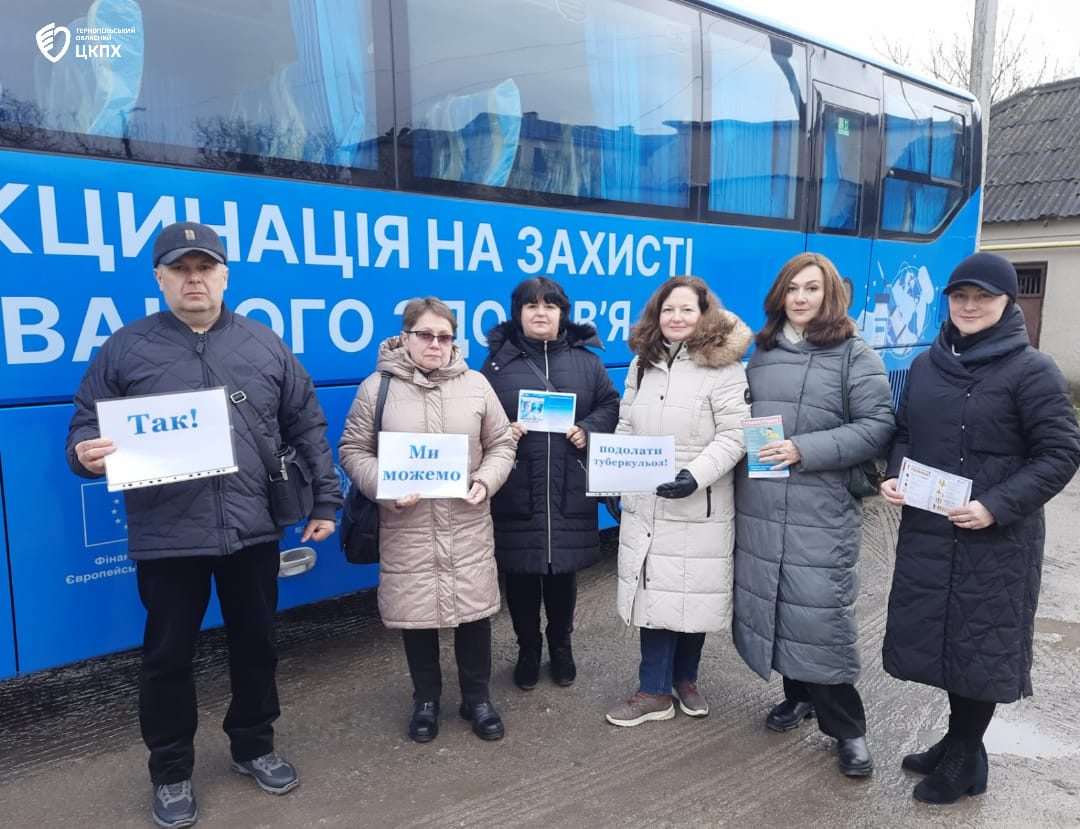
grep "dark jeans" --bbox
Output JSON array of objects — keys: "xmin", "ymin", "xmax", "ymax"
[
  {"xmin": 782, "ymin": 675, "xmax": 866, "ymax": 740},
  {"xmin": 402, "ymin": 617, "xmax": 492, "ymax": 706},
  {"xmin": 504, "ymin": 571, "xmax": 577, "ymax": 652},
  {"xmin": 947, "ymin": 692, "xmax": 997, "ymax": 751},
  {"xmin": 136, "ymin": 541, "xmax": 281, "ymax": 785},
  {"xmin": 638, "ymin": 627, "xmax": 706, "ymax": 696}
]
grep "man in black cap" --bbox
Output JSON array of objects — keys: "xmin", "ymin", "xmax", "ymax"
[{"xmin": 66, "ymin": 221, "xmax": 341, "ymax": 828}]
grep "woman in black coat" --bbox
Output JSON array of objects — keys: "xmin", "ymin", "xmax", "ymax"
[
  {"xmin": 482, "ymin": 277, "xmax": 620, "ymax": 689},
  {"xmin": 880, "ymin": 253, "xmax": 1080, "ymax": 805}
]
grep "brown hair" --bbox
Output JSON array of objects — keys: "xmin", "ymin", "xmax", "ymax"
[
  {"xmin": 401, "ymin": 296, "xmax": 458, "ymax": 334},
  {"xmin": 628, "ymin": 275, "xmax": 735, "ymax": 368},
  {"xmin": 755, "ymin": 252, "xmax": 856, "ymax": 349}
]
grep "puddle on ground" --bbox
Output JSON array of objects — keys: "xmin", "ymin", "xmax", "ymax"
[{"xmin": 984, "ymin": 718, "xmax": 1077, "ymax": 759}]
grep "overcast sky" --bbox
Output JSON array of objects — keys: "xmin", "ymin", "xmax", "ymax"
[{"xmin": 733, "ymin": 0, "xmax": 1080, "ymax": 84}]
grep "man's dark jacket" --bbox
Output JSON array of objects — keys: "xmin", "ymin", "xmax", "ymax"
[{"xmin": 67, "ymin": 307, "xmax": 341, "ymax": 560}]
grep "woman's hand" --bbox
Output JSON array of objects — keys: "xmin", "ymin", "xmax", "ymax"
[
  {"xmin": 464, "ymin": 481, "xmax": 488, "ymax": 505},
  {"xmin": 948, "ymin": 499, "xmax": 996, "ymax": 531},
  {"xmin": 510, "ymin": 421, "xmax": 528, "ymax": 442},
  {"xmin": 565, "ymin": 425, "xmax": 587, "ymax": 449},
  {"xmin": 395, "ymin": 492, "xmax": 421, "ymax": 508},
  {"xmin": 878, "ymin": 477, "xmax": 905, "ymax": 506},
  {"xmin": 760, "ymin": 439, "xmax": 801, "ymax": 470}
]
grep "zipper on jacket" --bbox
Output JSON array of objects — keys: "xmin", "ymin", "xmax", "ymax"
[
  {"xmin": 544, "ymin": 340, "xmax": 552, "ymax": 564},
  {"xmin": 706, "ymin": 486, "xmax": 712, "ymax": 518}
]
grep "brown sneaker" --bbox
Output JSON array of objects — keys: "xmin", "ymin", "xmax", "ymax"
[
  {"xmin": 672, "ymin": 681, "xmax": 709, "ymax": 717},
  {"xmin": 605, "ymin": 691, "xmax": 675, "ymax": 727}
]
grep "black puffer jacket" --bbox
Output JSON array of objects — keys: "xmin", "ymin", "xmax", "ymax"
[
  {"xmin": 66, "ymin": 308, "xmax": 341, "ymax": 560},
  {"xmin": 481, "ymin": 320, "xmax": 620, "ymax": 574},
  {"xmin": 882, "ymin": 304, "xmax": 1080, "ymax": 702}
]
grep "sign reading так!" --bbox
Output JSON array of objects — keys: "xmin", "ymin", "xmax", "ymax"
[{"xmin": 95, "ymin": 387, "xmax": 238, "ymax": 491}]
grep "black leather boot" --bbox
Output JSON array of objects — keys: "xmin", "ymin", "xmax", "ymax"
[
  {"xmin": 902, "ymin": 735, "xmax": 954, "ymax": 775},
  {"xmin": 408, "ymin": 700, "xmax": 439, "ymax": 742},
  {"xmin": 913, "ymin": 742, "xmax": 988, "ymax": 804}
]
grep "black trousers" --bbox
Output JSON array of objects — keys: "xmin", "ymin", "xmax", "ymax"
[
  {"xmin": 504, "ymin": 571, "xmax": 577, "ymax": 652},
  {"xmin": 402, "ymin": 617, "xmax": 492, "ymax": 706},
  {"xmin": 783, "ymin": 675, "xmax": 867, "ymax": 740},
  {"xmin": 136, "ymin": 541, "xmax": 281, "ymax": 785},
  {"xmin": 947, "ymin": 692, "xmax": 997, "ymax": 751}
]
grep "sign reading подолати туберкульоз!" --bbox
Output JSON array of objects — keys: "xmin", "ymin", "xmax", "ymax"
[{"xmin": 586, "ymin": 434, "xmax": 675, "ymax": 496}]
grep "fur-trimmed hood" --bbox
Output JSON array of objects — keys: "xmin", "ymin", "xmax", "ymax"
[
  {"xmin": 687, "ymin": 310, "xmax": 753, "ymax": 368},
  {"xmin": 485, "ymin": 318, "xmax": 603, "ymax": 362}
]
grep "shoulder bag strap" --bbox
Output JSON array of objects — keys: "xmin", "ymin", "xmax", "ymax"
[
  {"xmin": 840, "ymin": 338, "xmax": 855, "ymax": 424},
  {"xmin": 520, "ymin": 353, "xmax": 556, "ymax": 393},
  {"xmin": 199, "ymin": 348, "xmax": 282, "ymax": 479},
  {"xmin": 374, "ymin": 371, "xmax": 391, "ymax": 432}
]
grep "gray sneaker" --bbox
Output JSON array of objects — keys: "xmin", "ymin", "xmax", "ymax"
[
  {"xmin": 605, "ymin": 691, "xmax": 675, "ymax": 726},
  {"xmin": 152, "ymin": 779, "xmax": 197, "ymax": 828},
  {"xmin": 231, "ymin": 751, "xmax": 300, "ymax": 795},
  {"xmin": 673, "ymin": 680, "xmax": 709, "ymax": 717}
]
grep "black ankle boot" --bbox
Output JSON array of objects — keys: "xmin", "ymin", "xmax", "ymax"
[
  {"xmin": 514, "ymin": 648, "xmax": 541, "ymax": 690},
  {"xmin": 550, "ymin": 644, "xmax": 576, "ymax": 687},
  {"xmin": 902, "ymin": 735, "xmax": 954, "ymax": 775},
  {"xmin": 913, "ymin": 742, "xmax": 988, "ymax": 804}
]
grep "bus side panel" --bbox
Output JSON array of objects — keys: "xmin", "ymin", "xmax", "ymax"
[
  {"xmin": 0, "ymin": 404, "xmax": 144, "ymax": 673},
  {"xmin": 0, "ymin": 485, "xmax": 17, "ymax": 679},
  {"xmin": 0, "ymin": 387, "xmax": 374, "ymax": 675}
]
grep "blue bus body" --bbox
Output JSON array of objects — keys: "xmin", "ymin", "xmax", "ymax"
[{"xmin": 0, "ymin": 0, "xmax": 980, "ymax": 677}]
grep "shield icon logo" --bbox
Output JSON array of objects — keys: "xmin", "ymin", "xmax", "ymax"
[{"xmin": 36, "ymin": 23, "xmax": 71, "ymax": 64}]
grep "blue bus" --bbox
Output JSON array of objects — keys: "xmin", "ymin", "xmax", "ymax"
[{"xmin": 0, "ymin": 0, "xmax": 980, "ymax": 678}]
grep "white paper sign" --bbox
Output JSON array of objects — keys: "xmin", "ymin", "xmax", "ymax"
[
  {"xmin": 517, "ymin": 389, "xmax": 577, "ymax": 433},
  {"xmin": 586, "ymin": 433, "xmax": 676, "ymax": 495},
  {"xmin": 96, "ymin": 387, "xmax": 238, "ymax": 492},
  {"xmin": 376, "ymin": 432, "xmax": 470, "ymax": 499},
  {"xmin": 896, "ymin": 456, "xmax": 973, "ymax": 516}
]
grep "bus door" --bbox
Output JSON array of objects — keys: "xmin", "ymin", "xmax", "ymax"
[{"xmin": 806, "ymin": 56, "xmax": 882, "ymax": 330}]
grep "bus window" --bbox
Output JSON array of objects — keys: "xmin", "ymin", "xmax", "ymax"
[
  {"xmin": 705, "ymin": 22, "xmax": 805, "ymax": 221},
  {"xmin": 2, "ymin": 0, "xmax": 379, "ymax": 174},
  {"xmin": 818, "ymin": 107, "xmax": 865, "ymax": 232},
  {"xmin": 881, "ymin": 77, "xmax": 966, "ymax": 235},
  {"xmin": 401, "ymin": 0, "xmax": 696, "ymax": 208}
]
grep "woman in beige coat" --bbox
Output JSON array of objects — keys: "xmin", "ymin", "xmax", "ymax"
[
  {"xmin": 606, "ymin": 276, "xmax": 751, "ymax": 727},
  {"xmin": 338, "ymin": 297, "xmax": 515, "ymax": 743}
]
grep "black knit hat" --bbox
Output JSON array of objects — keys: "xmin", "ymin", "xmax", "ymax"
[
  {"xmin": 152, "ymin": 222, "xmax": 227, "ymax": 266},
  {"xmin": 943, "ymin": 252, "xmax": 1018, "ymax": 301}
]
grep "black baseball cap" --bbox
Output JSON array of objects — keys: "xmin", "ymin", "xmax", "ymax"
[
  {"xmin": 152, "ymin": 222, "xmax": 227, "ymax": 266},
  {"xmin": 943, "ymin": 252, "xmax": 1018, "ymax": 302}
]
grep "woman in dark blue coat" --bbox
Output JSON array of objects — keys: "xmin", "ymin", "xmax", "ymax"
[
  {"xmin": 880, "ymin": 253, "xmax": 1080, "ymax": 805},
  {"xmin": 482, "ymin": 277, "xmax": 620, "ymax": 690}
]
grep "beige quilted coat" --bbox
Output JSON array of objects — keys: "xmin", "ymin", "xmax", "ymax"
[
  {"xmin": 615, "ymin": 311, "xmax": 752, "ymax": 632},
  {"xmin": 338, "ymin": 336, "xmax": 515, "ymax": 629}
]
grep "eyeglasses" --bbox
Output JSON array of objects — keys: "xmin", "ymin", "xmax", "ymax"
[{"xmin": 406, "ymin": 330, "xmax": 455, "ymax": 346}]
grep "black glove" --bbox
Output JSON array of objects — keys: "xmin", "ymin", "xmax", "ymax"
[{"xmin": 655, "ymin": 469, "xmax": 698, "ymax": 499}]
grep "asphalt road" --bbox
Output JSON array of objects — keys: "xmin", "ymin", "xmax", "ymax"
[{"xmin": 1, "ymin": 483, "xmax": 1078, "ymax": 828}]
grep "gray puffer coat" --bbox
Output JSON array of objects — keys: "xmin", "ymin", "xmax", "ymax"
[{"xmin": 733, "ymin": 334, "xmax": 895, "ymax": 684}]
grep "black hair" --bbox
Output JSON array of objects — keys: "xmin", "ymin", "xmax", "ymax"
[{"xmin": 510, "ymin": 277, "xmax": 571, "ymax": 332}]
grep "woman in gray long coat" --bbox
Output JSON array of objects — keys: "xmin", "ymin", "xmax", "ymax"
[{"xmin": 733, "ymin": 253, "xmax": 895, "ymax": 777}]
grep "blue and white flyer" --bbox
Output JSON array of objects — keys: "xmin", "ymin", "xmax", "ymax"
[
  {"xmin": 517, "ymin": 389, "xmax": 577, "ymax": 433},
  {"xmin": 741, "ymin": 415, "xmax": 790, "ymax": 479}
]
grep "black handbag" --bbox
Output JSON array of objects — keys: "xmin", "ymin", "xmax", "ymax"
[
  {"xmin": 201, "ymin": 351, "xmax": 314, "ymax": 527},
  {"xmin": 841, "ymin": 339, "xmax": 886, "ymax": 498},
  {"xmin": 341, "ymin": 372, "xmax": 391, "ymax": 564}
]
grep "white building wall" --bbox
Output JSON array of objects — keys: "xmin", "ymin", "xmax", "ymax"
[{"xmin": 981, "ymin": 217, "xmax": 1080, "ymax": 389}]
